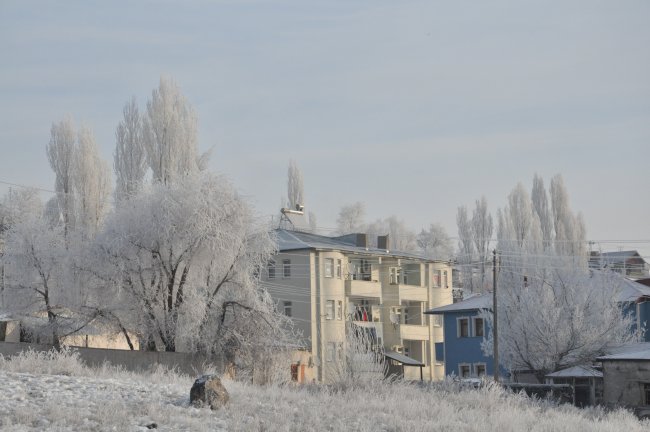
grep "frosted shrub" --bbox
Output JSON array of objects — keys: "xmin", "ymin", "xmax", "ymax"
[{"xmin": 0, "ymin": 347, "xmax": 87, "ymax": 376}]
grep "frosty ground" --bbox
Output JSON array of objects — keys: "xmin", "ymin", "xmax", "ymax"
[{"xmin": 0, "ymin": 349, "xmax": 648, "ymax": 432}]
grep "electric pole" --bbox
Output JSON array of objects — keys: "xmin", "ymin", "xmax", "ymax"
[{"xmin": 493, "ymin": 249, "xmax": 499, "ymax": 383}]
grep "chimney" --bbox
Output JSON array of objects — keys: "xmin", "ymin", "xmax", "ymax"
[{"xmin": 377, "ymin": 235, "xmax": 390, "ymax": 250}]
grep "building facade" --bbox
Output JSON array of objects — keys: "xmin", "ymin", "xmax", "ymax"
[{"xmin": 262, "ymin": 229, "xmax": 454, "ymax": 383}]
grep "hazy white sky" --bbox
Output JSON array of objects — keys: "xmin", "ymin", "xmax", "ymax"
[{"xmin": 1, "ymin": 1, "xmax": 648, "ymax": 255}]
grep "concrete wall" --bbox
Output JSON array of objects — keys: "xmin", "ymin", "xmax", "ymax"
[
  {"xmin": 602, "ymin": 360, "xmax": 650, "ymax": 406},
  {"xmin": 0, "ymin": 342, "xmax": 222, "ymax": 377}
]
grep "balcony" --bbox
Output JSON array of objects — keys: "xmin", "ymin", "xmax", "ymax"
[
  {"xmin": 346, "ymin": 276, "xmax": 381, "ymax": 299},
  {"xmin": 398, "ymin": 285, "xmax": 428, "ymax": 302},
  {"xmin": 399, "ymin": 324, "xmax": 429, "ymax": 341}
]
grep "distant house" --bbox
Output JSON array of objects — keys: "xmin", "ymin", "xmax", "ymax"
[
  {"xmin": 423, "ymin": 293, "xmax": 498, "ymax": 379},
  {"xmin": 597, "ymin": 343, "xmax": 650, "ymax": 414},
  {"xmin": 426, "ymin": 275, "xmax": 650, "ymax": 381},
  {"xmin": 545, "ymin": 365, "xmax": 603, "ymax": 407},
  {"xmin": 589, "ymin": 250, "xmax": 650, "ymax": 280}
]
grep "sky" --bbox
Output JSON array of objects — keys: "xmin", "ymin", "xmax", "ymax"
[{"xmin": 0, "ymin": 0, "xmax": 649, "ymax": 256}]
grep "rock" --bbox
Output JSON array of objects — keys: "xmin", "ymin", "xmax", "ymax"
[
  {"xmin": 190, "ymin": 375, "xmax": 229, "ymax": 410},
  {"xmin": 145, "ymin": 423, "xmax": 158, "ymax": 429}
]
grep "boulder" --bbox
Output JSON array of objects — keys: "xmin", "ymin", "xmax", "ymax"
[{"xmin": 190, "ymin": 375, "xmax": 229, "ymax": 410}]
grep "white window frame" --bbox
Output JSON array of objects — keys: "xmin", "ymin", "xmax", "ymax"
[
  {"xmin": 389, "ymin": 267, "xmax": 399, "ymax": 285},
  {"xmin": 474, "ymin": 363, "xmax": 487, "ymax": 377},
  {"xmin": 283, "ymin": 301, "xmax": 292, "ymax": 317},
  {"xmin": 472, "ymin": 317, "xmax": 485, "ymax": 338},
  {"xmin": 432, "ymin": 314, "xmax": 443, "ymax": 327},
  {"xmin": 268, "ymin": 260, "xmax": 276, "ymax": 279},
  {"xmin": 457, "ymin": 317, "xmax": 470, "ymax": 338},
  {"xmin": 459, "ymin": 363, "xmax": 471, "ymax": 378},
  {"xmin": 283, "ymin": 259, "xmax": 291, "ymax": 278},
  {"xmin": 336, "ymin": 300, "xmax": 342, "ymax": 320},
  {"xmin": 432, "ymin": 270, "xmax": 441, "ymax": 288},
  {"xmin": 326, "ymin": 300, "xmax": 335, "ymax": 320},
  {"xmin": 336, "ymin": 259, "xmax": 342, "ymax": 279},
  {"xmin": 324, "ymin": 258, "xmax": 334, "ymax": 278}
]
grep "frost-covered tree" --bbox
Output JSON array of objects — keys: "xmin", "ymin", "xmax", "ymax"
[
  {"xmin": 74, "ymin": 126, "xmax": 111, "ymax": 236},
  {"xmin": 471, "ymin": 197, "xmax": 493, "ymax": 291},
  {"xmin": 366, "ymin": 216, "xmax": 417, "ymax": 251},
  {"xmin": 531, "ymin": 174, "xmax": 552, "ymax": 249},
  {"xmin": 47, "ymin": 118, "xmax": 111, "ymax": 238},
  {"xmin": 456, "ymin": 205, "xmax": 475, "ymax": 292},
  {"xmin": 0, "ymin": 188, "xmax": 43, "ymax": 236},
  {"xmin": 506, "ymin": 183, "xmax": 533, "ymax": 248},
  {"xmin": 2, "ymin": 215, "xmax": 67, "ymax": 348},
  {"xmin": 47, "ymin": 118, "xmax": 76, "ymax": 237},
  {"xmin": 482, "ymin": 258, "xmax": 635, "ymax": 383},
  {"xmin": 93, "ymin": 173, "xmax": 292, "ymax": 363},
  {"xmin": 550, "ymin": 175, "xmax": 586, "ymax": 258},
  {"xmin": 286, "ymin": 159, "xmax": 304, "ymax": 210},
  {"xmin": 325, "ymin": 320, "xmax": 387, "ymax": 385},
  {"xmin": 114, "ymin": 97, "xmax": 147, "ymax": 201},
  {"xmin": 481, "ymin": 175, "xmax": 629, "ymax": 382},
  {"xmin": 308, "ymin": 211, "xmax": 318, "ymax": 234},
  {"xmin": 417, "ymin": 223, "xmax": 452, "ymax": 259},
  {"xmin": 143, "ymin": 77, "xmax": 201, "ymax": 184},
  {"xmin": 336, "ymin": 202, "xmax": 366, "ymax": 235}
]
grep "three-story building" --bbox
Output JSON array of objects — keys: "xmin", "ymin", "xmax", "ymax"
[{"xmin": 261, "ymin": 229, "xmax": 453, "ymax": 383}]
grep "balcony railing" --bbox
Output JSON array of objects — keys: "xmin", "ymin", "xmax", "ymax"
[
  {"xmin": 398, "ymin": 285, "xmax": 428, "ymax": 302},
  {"xmin": 345, "ymin": 277, "xmax": 381, "ymax": 298},
  {"xmin": 399, "ymin": 324, "xmax": 429, "ymax": 341}
]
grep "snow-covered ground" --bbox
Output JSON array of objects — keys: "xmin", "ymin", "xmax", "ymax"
[{"xmin": 0, "ymin": 348, "xmax": 648, "ymax": 431}]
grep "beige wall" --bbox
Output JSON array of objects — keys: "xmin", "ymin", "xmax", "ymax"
[{"xmin": 62, "ymin": 331, "xmax": 140, "ymax": 351}]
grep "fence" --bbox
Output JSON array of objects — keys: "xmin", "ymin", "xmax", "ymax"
[{"xmin": 0, "ymin": 341, "xmax": 223, "ymax": 377}]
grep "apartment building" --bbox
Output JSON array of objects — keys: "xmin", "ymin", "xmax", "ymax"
[{"xmin": 261, "ymin": 229, "xmax": 453, "ymax": 383}]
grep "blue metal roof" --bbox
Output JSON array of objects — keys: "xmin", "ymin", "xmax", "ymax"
[{"xmin": 425, "ymin": 293, "xmax": 492, "ymax": 314}]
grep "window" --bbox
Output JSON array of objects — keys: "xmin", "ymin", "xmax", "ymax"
[
  {"xmin": 443, "ymin": 271, "xmax": 448, "ymax": 288},
  {"xmin": 336, "ymin": 259, "xmax": 342, "ymax": 278},
  {"xmin": 475, "ymin": 363, "xmax": 486, "ymax": 377},
  {"xmin": 283, "ymin": 259, "xmax": 291, "ymax": 278},
  {"xmin": 326, "ymin": 342, "xmax": 336, "ymax": 362},
  {"xmin": 325, "ymin": 258, "xmax": 334, "ymax": 278},
  {"xmin": 326, "ymin": 300, "xmax": 335, "ymax": 320},
  {"xmin": 457, "ymin": 317, "xmax": 470, "ymax": 338},
  {"xmin": 432, "ymin": 271, "xmax": 441, "ymax": 287},
  {"xmin": 459, "ymin": 364, "xmax": 471, "ymax": 378},
  {"xmin": 336, "ymin": 301, "xmax": 343, "ymax": 320},
  {"xmin": 645, "ymin": 383, "xmax": 650, "ymax": 405},
  {"xmin": 432, "ymin": 314, "xmax": 443, "ymax": 327},
  {"xmin": 267, "ymin": 260, "xmax": 276, "ymax": 279},
  {"xmin": 283, "ymin": 301, "xmax": 292, "ymax": 317},
  {"xmin": 291, "ymin": 364, "xmax": 299, "ymax": 382},
  {"xmin": 389, "ymin": 267, "xmax": 399, "ymax": 285},
  {"xmin": 473, "ymin": 317, "xmax": 484, "ymax": 338}
]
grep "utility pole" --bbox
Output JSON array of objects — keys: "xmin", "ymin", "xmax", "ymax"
[{"xmin": 492, "ymin": 249, "xmax": 499, "ymax": 383}]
